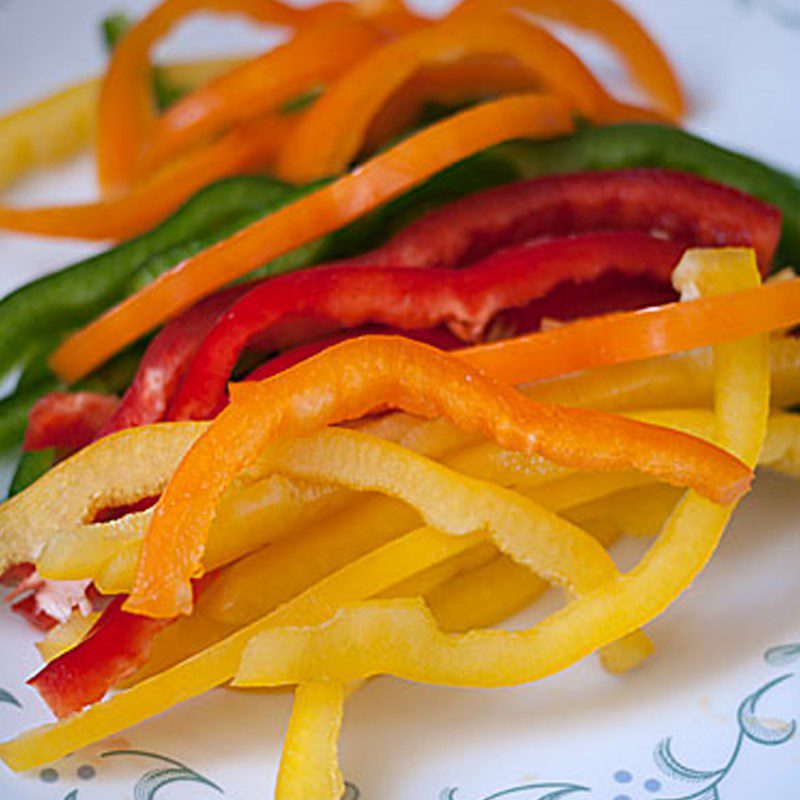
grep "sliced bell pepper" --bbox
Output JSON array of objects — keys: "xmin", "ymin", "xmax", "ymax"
[
  {"xmin": 97, "ymin": 285, "xmax": 248, "ymax": 436},
  {"xmin": 36, "ymin": 610, "xmax": 102, "ymax": 664},
  {"xmin": 460, "ymin": 276, "xmax": 800, "ymax": 386},
  {"xmin": 494, "ymin": 123, "xmax": 800, "ymax": 266},
  {"xmin": 138, "ymin": 16, "xmax": 386, "ymax": 178},
  {"xmin": 168, "ymin": 231, "xmax": 685, "ymax": 420},
  {"xmin": 0, "ymin": 114, "xmax": 297, "ymax": 240},
  {"xmin": 23, "ymin": 392, "xmax": 119, "ymax": 452},
  {"xmin": 0, "ymin": 56, "xmax": 243, "ymax": 189},
  {"xmin": 277, "ymin": 682, "xmax": 345, "ymax": 800},
  {"xmin": 126, "ymin": 334, "xmax": 750, "ymax": 619},
  {"xmin": 95, "ymin": 0, "xmax": 313, "ymax": 191},
  {"xmin": 29, "ymin": 596, "xmax": 172, "ymax": 718},
  {"xmin": 337, "ymin": 168, "xmax": 781, "ymax": 273},
  {"xmin": 276, "ymin": 10, "xmax": 659, "ymax": 183},
  {"xmin": 230, "ymin": 249, "xmax": 771, "ymax": 691},
  {"xmin": 363, "ymin": 55, "xmax": 538, "ymax": 152},
  {"xmin": 0, "ymin": 526, "xmax": 488, "ymax": 769},
  {"xmin": 458, "ymin": 0, "xmax": 685, "ymax": 120},
  {"xmin": 245, "ymin": 325, "xmax": 462, "ymax": 383},
  {"xmin": 50, "ymin": 94, "xmax": 576, "ymax": 383}
]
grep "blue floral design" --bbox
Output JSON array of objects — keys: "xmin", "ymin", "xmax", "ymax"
[
  {"xmin": 440, "ymin": 783, "xmax": 589, "ymax": 800},
  {"xmin": 653, "ymin": 674, "xmax": 796, "ymax": 799},
  {"xmin": 443, "ymin": 641, "xmax": 799, "ymax": 800},
  {"xmin": 101, "ymin": 749, "xmax": 223, "ymax": 800},
  {"xmin": 0, "ymin": 686, "xmax": 21, "ymax": 708}
]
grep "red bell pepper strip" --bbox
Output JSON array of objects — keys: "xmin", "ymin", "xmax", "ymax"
[
  {"xmin": 169, "ymin": 231, "xmax": 686, "ymax": 420},
  {"xmin": 29, "ymin": 595, "xmax": 171, "ymax": 718},
  {"xmin": 246, "ymin": 325, "xmax": 462, "ymax": 383},
  {"xmin": 28, "ymin": 572, "xmax": 211, "ymax": 718},
  {"xmin": 95, "ymin": 285, "xmax": 249, "ymax": 438},
  {"xmin": 337, "ymin": 169, "xmax": 781, "ymax": 273},
  {"xmin": 23, "ymin": 393, "xmax": 120, "ymax": 452}
]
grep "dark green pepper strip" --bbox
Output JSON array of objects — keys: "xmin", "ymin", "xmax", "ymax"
[
  {"xmin": 494, "ymin": 124, "xmax": 800, "ymax": 266},
  {"xmin": 0, "ymin": 176, "xmax": 306, "ymax": 383}
]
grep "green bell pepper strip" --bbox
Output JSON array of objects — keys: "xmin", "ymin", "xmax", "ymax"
[
  {"xmin": 494, "ymin": 123, "xmax": 800, "ymax": 266},
  {"xmin": 0, "ymin": 176, "xmax": 311, "ymax": 384}
]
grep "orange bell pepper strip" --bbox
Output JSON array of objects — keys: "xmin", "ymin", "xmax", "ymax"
[
  {"xmin": 95, "ymin": 0, "xmax": 331, "ymax": 192},
  {"xmin": 0, "ymin": 114, "xmax": 296, "ymax": 241},
  {"xmin": 49, "ymin": 94, "xmax": 575, "ymax": 382},
  {"xmin": 124, "ymin": 335, "xmax": 750, "ymax": 619},
  {"xmin": 137, "ymin": 16, "xmax": 386, "ymax": 179},
  {"xmin": 458, "ymin": 275, "xmax": 800, "ymax": 386},
  {"xmin": 231, "ymin": 249, "xmax": 770, "ymax": 691},
  {"xmin": 458, "ymin": 0, "xmax": 685, "ymax": 120},
  {"xmin": 276, "ymin": 11, "xmax": 659, "ymax": 183},
  {"xmin": 364, "ymin": 55, "xmax": 540, "ymax": 154}
]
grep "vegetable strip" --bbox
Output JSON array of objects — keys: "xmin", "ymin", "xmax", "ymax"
[
  {"xmin": 170, "ymin": 231, "xmax": 685, "ymax": 420},
  {"xmin": 50, "ymin": 94, "xmax": 576, "ymax": 382},
  {"xmin": 127, "ymin": 333, "xmax": 750, "ymax": 619},
  {"xmin": 277, "ymin": 10, "xmax": 659, "ymax": 182},
  {"xmin": 230, "ymin": 249, "xmax": 770, "ymax": 690},
  {"xmin": 460, "ymin": 0, "xmax": 685, "ymax": 119}
]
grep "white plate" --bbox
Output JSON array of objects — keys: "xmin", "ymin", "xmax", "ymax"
[{"xmin": 1, "ymin": 1, "xmax": 799, "ymax": 798}]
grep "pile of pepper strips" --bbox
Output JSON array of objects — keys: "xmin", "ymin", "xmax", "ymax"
[{"xmin": 1, "ymin": 0, "xmax": 800, "ymax": 796}]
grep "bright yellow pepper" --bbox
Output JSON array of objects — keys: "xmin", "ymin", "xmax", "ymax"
[{"xmin": 230, "ymin": 249, "xmax": 769, "ymax": 691}]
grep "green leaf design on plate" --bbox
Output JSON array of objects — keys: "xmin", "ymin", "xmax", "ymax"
[
  {"xmin": 654, "ymin": 738, "xmax": 725, "ymax": 783},
  {"xmin": 62, "ymin": 791, "xmax": 78, "ymax": 800},
  {"xmin": 441, "ymin": 784, "xmax": 589, "ymax": 800},
  {"xmin": 737, "ymin": 674, "xmax": 797, "ymax": 745},
  {"xmin": 764, "ymin": 643, "xmax": 800, "ymax": 666},
  {"xmin": 101, "ymin": 749, "xmax": 223, "ymax": 799},
  {"xmin": 0, "ymin": 687, "xmax": 21, "ymax": 708}
]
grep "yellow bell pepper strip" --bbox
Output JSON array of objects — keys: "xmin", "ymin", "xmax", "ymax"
[
  {"xmin": 125, "ymin": 335, "xmax": 751, "ymax": 619},
  {"xmin": 138, "ymin": 16, "xmax": 386, "ymax": 179},
  {"xmin": 276, "ymin": 10, "xmax": 659, "ymax": 183},
  {"xmin": 95, "ymin": 0, "xmax": 314, "ymax": 192},
  {"xmin": 277, "ymin": 682, "xmax": 345, "ymax": 800},
  {"xmin": 565, "ymin": 484, "xmax": 681, "ymax": 541},
  {"xmin": 50, "ymin": 94, "xmax": 575, "ymax": 383},
  {"xmin": 36, "ymin": 413, "xmax": 468, "ymax": 592},
  {"xmin": 231, "ymin": 249, "xmax": 770, "ymax": 691},
  {"xmin": 0, "ymin": 58, "xmax": 244, "ymax": 191},
  {"xmin": 0, "ymin": 114, "xmax": 297, "ymax": 240},
  {"xmin": 0, "ymin": 422, "xmax": 204, "ymax": 576},
  {"xmin": 0, "ymin": 526, "xmax": 487, "ymax": 770},
  {"xmin": 458, "ymin": 0, "xmax": 686, "ymax": 120},
  {"xmin": 36, "ymin": 611, "xmax": 102, "ymax": 664}
]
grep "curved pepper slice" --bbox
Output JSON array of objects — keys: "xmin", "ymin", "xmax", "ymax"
[
  {"xmin": 50, "ymin": 94, "xmax": 575, "ymax": 382},
  {"xmin": 276, "ymin": 10, "xmax": 658, "ymax": 183},
  {"xmin": 138, "ymin": 16, "xmax": 386, "ymax": 178},
  {"xmin": 338, "ymin": 169, "xmax": 781, "ymax": 273},
  {"xmin": 95, "ymin": 0, "xmax": 314, "ymax": 191},
  {"xmin": 97, "ymin": 285, "xmax": 248, "ymax": 436},
  {"xmin": 126, "ymin": 335, "xmax": 750, "ymax": 619},
  {"xmin": 459, "ymin": 0, "xmax": 685, "ymax": 120},
  {"xmin": 231, "ymin": 249, "xmax": 771, "ymax": 690},
  {"xmin": 169, "ymin": 231, "xmax": 685, "ymax": 420},
  {"xmin": 0, "ymin": 114, "xmax": 297, "ymax": 240},
  {"xmin": 460, "ymin": 275, "xmax": 800, "ymax": 386},
  {"xmin": 0, "ymin": 56, "xmax": 246, "ymax": 191}
]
